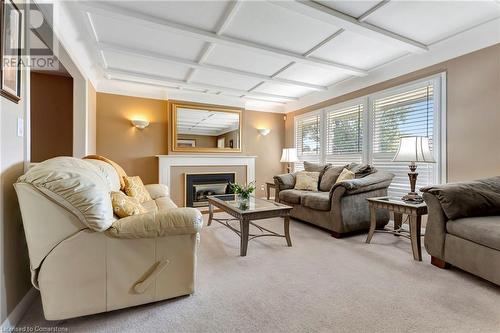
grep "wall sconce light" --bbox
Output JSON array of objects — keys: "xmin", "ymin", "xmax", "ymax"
[
  {"xmin": 257, "ymin": 128, "xmax": 271, "ymax": 136},
  {"xmin": 131, "ymin": 119, "xmax": 149, "ymax": 129}
]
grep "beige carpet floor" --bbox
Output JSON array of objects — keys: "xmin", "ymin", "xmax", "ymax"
[{"xmin": 18, "ymin": 213, "xmax": 500, "ymax": 333}]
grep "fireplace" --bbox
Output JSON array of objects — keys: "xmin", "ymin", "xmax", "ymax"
[{"xmin": 185, "ymin": 173, "xmax": 235, "ymax": 207}]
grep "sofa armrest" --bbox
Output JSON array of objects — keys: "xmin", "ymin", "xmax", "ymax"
[
  {"xmin": 106, "ymin": 208, "xmax": 203, "ymax": 239},
  {"xmin": 144, "ymin": 184, "xmax": 169, "ymax": 199},
  {"xmin": 422, "ymin": 192, "xmax": 448, "ymax": 259},
  {"xmin": 274, "ymin": 173, "xmax": 296, "ymax": 191},
  {"xmin": 330, "ymin": 171, "xmax": 394, "ymax": 196}
]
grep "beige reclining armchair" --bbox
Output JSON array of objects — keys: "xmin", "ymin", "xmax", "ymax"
[{"xmin": 14, "ymin": 157, "xmax": 203, "ymax": 320}]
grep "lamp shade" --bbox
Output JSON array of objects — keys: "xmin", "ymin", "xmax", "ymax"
[
  {"xmin": 393, "ymin": 136, "xmax": 435, "ymax": 163},
  {"xmin": 280, "ymin": 148, "xmax": 299, "ymax": 163}
]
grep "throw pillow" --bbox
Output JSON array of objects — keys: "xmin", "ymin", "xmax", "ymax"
[
  {"xmin": 319, "ymin": 165, "xmax": 348, "ymax": 191},
  {"xmin": 111, "ymin": 191, "xmax": 147, "ymax": 218},
  {"xmin": 123, "ymin": 176, "xmax": 153, "ymax": 203},
  {"xmin": 294, "ymin": 171, "xmax": 320, "ymax": 191},
  {"xmin": 335, "ymin": 168, "xmax": 355, "ymax": 184},
  {"xmin": 304, "ymin": 161, "xmax": 331, "ymax": 190}
]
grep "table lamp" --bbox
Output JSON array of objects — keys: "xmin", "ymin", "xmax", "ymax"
[
  {"xmin": 393, "ymin": 136, "xmax": 435, "ymax": 202},
  {"xmin": 280, "ymin": 148, "xmax": 298, "ymax": 173}
]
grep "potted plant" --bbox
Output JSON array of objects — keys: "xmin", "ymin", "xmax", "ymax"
[{"xmin": 230, "ymin": 182, "xmax": 255, "ymax": 207}]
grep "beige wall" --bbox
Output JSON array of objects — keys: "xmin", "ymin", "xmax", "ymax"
[
  {"xmin": 30, "ymin": 72, "xmax": 73, "ymax": 162},
  {"xmin": 96, "ymin": 93, "xmax": 168, "ymax": 185},
  {"xmin": 0, "ymin": 1, "xmax": 31, "ymax": 321},
  {"xmin": 96, "ymin": 93, "xmax": 285, "ymax": 199},
  {"xmin": 285, "ymin": 44, "xmax": 500, "ymax": 182}
]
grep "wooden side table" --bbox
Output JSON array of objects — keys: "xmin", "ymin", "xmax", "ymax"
[
  {"xmin": 366, "ymin": 197, "xmax": 428, "ymax": 261},
  {"xmin": 266, "ymin": 182, "xmax": 276, "ymax": 200}
]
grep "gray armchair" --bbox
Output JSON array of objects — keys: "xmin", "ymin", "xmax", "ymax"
[
  {"xmin": 422, "ymin": 177, "xmax": 500, "ymax": 285},
  {"xmin": 274, "ymin": 170, "xmax": 394, "ymax": 237}
]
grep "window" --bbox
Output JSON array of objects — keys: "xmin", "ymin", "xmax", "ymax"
[
  {"xmin": 371, "ymin": 83, "xmax": 437, "ymax": 197},
  {"xmin": 293, "ymin": 74, "xmax": 445, "ymax": 195},
  {"xmin": 325, "ymin": 102, "xmax": 364, "ymax": 165},
  {"xmin": 295, "ymin": 112, "xmax": 321, "ymax": 170}
]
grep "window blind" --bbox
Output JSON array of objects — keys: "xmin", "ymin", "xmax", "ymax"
[
  {"xmin": 325, "ymin": 103, "xmax": 363, "ymax": 166},
  {"xmin": 371, "ymin": 84, "xmax": 436, "ymax": 198},
  {"xmin": 295, "ymin": 113, "xmax": 321, "ymax": 171}
]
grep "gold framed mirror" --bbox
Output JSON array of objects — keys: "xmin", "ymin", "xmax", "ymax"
[{"xmin": 170, "ymin": 101, "xmax": 242, "ymax": 153}]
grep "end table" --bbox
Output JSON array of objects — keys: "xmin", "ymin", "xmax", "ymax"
[
  {"xmin": 366, "ymin": 197, "xmax": 428, "ymax": 261},
  {"xmin": 266, "ymin": 181, "xmax": 276, "ymax": 200}
]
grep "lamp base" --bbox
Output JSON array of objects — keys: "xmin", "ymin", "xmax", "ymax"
[{"xmin": 401, "ymin": 192, "xmax": 424, "ymax": 203}]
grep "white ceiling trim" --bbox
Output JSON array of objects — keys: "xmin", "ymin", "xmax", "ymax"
[
  {"xmin": 105, "ymin": 68, "xmax": 299, "ymax": 102},
  {"xmin": 284, "ymin": 16, "xmax": 500, "ymax": 112},
  {"xmin": 271, "ymin": 0, "xmax": 428, "ymax": 53},
  {"xmin": 187, "ymin": 1, "xmax": 243, "ymax": 84},
  {"xmin": 78, "ymin": 1, "xmax": 367, "ymax": 76},
  {"xmin": 98, "ymin": 41, "xmax": 326, "ymax": 91},
  {"xmin": 358, "ymin": 0, "xmax": 391, "ymax": 22}
]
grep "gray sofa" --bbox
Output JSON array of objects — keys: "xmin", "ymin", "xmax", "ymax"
[
  {"xmin": 422, "ymin": 177, "xmax": 500, "ymax": 285},
  {"xmin": 274, "ymin": 163, "xmax": 394, "ymax": 237}
]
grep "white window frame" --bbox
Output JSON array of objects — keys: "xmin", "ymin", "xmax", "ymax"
[{"xmin": 293, "ymin": 72, "xmax": 447, "ymax": 185}]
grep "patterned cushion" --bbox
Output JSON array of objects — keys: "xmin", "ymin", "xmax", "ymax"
[
  {"xmin": 123, "ymin": 176, "xmax": 152, "ymax": 203},
  {"xmin": 294, "ymin": 171, "xmax": 320, "ymax": 191},
  {"xmin": 111, "ymin": 191, "xmax": 147, "ymax": 218},
  {"xmin": 335, "ymin": 168, "xmax": 355, "ymax": 184}
]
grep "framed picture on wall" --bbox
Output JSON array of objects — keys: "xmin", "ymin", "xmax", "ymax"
[{"xmin": 1, "ymin": 0, "xmax": 22, "ymax": 103}]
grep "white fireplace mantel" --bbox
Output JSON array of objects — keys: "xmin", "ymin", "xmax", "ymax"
[{"xmin": 156, "ymin": 155, "xmax": 257, "ymax": 194}]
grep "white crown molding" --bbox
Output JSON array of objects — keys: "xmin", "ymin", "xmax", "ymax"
[{"xmin": 284, "ymin": 17, "xmax": 500, "ymax": 113}]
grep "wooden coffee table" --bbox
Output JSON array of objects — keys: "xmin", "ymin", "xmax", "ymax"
[{"xmin": 207, "ymin": 194, "xmax": 293, "ymax": 256}]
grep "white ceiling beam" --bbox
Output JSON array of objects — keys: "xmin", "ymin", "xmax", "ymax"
[
  {"xmin": 99, "ymin": 41, "xmax": 327, "ymax": 91},
  {"xmin": 79, "ymin": 1, "xmax": 367, "ymax": 76},
  {"xmin": 358, "ymin": 0, "xmax": 391, "ymax": 22},
  {"xmin": 105, "ymin": 68, "xmax": 299, "ymax": 102},
  {"xmin": 187, "ymin": 1, "xmax": 242, "ymax": 83},
  {"xmin": 270, "ymin": 0, "xmax": 428, "ymax": 53}
]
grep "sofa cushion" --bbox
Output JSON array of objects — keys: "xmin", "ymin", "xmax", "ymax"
[
  {"xmin": 142, "ymin": 197, "xmax": 178, "ymax": 213},
  {"xmin": 83, "ymin": 155, "xmax": 128, "ymax": 190},
  {"xmin": 17, "ymin": 157, "xmax": 114, "ymax": 232},
  {"xmin": 302, "ymin": 192, "xmax": 331, "ymax": 211},
  {"xmin": 279, "ymin": 189, "xmax": 310, "ymax": 204},
  {"xmin": 319, "ymin": 165, "xmax": 347, "ymax": 191},
  {"xmin": 347, "ymin": 163, "xmax": 377, "ymax": 178},
  {"xmin": 294, "ymin": 171, "xmax": 320, "ymax": 191},
  {"xmin": 304, "ymin": 162, "xmax": 331, "ymax": 189},
  {"xmin": 446, "ymin": 216, "xmax": 500, "ymax": 251},
  {"xmin": 421, "ymin": 176, "xmax": 500, "ymax": 220}
]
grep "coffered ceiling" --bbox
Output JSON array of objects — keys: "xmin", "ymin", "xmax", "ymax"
[{"xmin": 54, "ymin": 1, "xmax": 500, "ymax": 112}]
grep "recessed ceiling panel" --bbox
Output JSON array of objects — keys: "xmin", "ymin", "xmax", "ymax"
[
  {"xmin": 365, "ymin": 1, "xmax": 500, "ymax": 45},
  {"xmin": 275, "ymin": 63, "xmax": 351, "ymax": 86},
  {"xmin": 312, "ymin": 31, "xmax": 408, "ymax": 70},
  {"xmin": 204, "ymin": 44, "xmax": 291, "ymax": 76},
  {"xmin": 315, "ymin": 0, "xmax": 382, "ymax": 18},
  {"xmin": 90, "ymin": 13, "xmax": 205, "ymax": 61},
  {"xmin": 225, "ymin": 1, "xmax": 341, "ymax": 54},
  {"xmin": 104, "ymin": 50, "xmax": 189, "ymax": 80},
  {"xmin": 192, "ymin": 69, "xmax": 262, "ymax": 91},
  {"xmin": 253, "ymin": 82, "xmax": 315, "ymax": 99},
  {"xmin": 106, "ymin": 0, "xmax": 230, "ymax": 31}
]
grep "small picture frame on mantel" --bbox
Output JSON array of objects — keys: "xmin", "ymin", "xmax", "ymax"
[{"xmin": 0, "ymin": 0, "xmax": 22, "ymax": 103}]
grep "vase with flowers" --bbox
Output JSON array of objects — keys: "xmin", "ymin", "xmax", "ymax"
[{"xmin": 230, "ymin": 182, "xmax": 255, "ymax": 209}]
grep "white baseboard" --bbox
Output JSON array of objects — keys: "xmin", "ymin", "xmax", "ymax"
[{"xmin": 1, "ymin": 287, "xmax": 38, "ymax": 331}]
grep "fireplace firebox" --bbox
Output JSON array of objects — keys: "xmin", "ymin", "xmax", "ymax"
[{"xmin": 185, "ymin": 173, "xmax": 235, "ymax": 207}]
